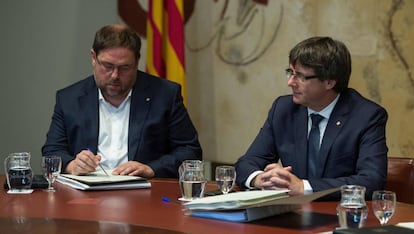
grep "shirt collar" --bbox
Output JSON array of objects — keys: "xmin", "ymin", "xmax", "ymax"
[
  {"xmin": 308, "ymin": 94, "xmax": 340, "ymax": 119},
  {"xmin": 98, "ymin": 88, "xmax": 132, "ymax": 108}
]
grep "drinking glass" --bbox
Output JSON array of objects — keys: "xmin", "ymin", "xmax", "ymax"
[
  {"xmin": 41, "ymin": 156, "xmax": 62, "ymax": 192},
  {"xmin": 372, "ymin": 190, "xmax": 396, "ymax": 225},
  {"xmin": 215, "ymin": 165, "xmax": 236, "ymax": 194}
]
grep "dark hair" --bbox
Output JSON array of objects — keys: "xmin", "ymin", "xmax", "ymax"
[
  {"xmin": 289, "ymin": 37, "xmax": 351, "ymax": 93},
  {"xmin": 92, "ymin": 24, "xmax": 141, "ymax": 60}
]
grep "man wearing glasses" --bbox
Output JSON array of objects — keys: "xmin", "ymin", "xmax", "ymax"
[
  {"xmin": 42, "ymin": 24, "xmax": 202, "ymax": 178},
  {"xmin": 235, "ymin": 37, "xmax": 388, "ymax": 200}
]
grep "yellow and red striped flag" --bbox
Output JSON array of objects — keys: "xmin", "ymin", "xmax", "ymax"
[{"xmin": 146, "ymin": 0, "xmax": 186, "ymax": 103}]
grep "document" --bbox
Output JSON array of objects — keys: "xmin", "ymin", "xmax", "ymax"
[
  {"xmin": 398, "ymin": 222, "xmax": 414, "ymax": 230},
  {"xmin": 57, "ymin": 169, "xmax": 151, "ymax": 190},
  {"xmin": 184, "ymin": 189, "xmax": 290, "ymax": 210},
  {"xmin": 184, "ymin": 187, "xmax": 339, "ymax": 222},
  {"xmin": 333, "ymin": 225, "xmax": 414, "ymax": 233}
]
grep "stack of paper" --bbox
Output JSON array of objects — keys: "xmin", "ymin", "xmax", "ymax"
[
  {"xmin": 57, "ymin": 169, "xmax": 151, "ymax": 190},
  {"xmin": 184, "ymin": 188, "xmax": 339, "ymax": 222},
  {"xmin": 184, "ymin": 190, "xmax": 289, "ymax": 210}
]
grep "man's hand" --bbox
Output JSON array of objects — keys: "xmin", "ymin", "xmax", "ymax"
[
  {"xmin": 252, "ymin": 163, "xmax": 305, "ymax": 196},
  {"xmin": 112, "ymin": 161, "xmax": 155, "ymax": 178},
  {"xmin": 66, "ymin": 150, "xmax": 101, "ymax": 175}
]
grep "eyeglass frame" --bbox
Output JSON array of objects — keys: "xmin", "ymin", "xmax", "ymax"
[
  {"xmin": 285, "ymin": 68, "xmax": 319, "ymax": 82},
  {"xmin": 95, "ymin": 57, "xmax": 135, "ymax": 75}
]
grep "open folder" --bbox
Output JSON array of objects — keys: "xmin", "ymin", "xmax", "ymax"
[
  {"xmin": 184, "ymin": 187, "xmax": 339, "ymax": 222},
  {"xmin": 57, "ymin": 169, "xmax": 151, "ymax": 190}
]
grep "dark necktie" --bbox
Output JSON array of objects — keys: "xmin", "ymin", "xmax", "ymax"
[{"xmin": 308, "ymin": 113, "xmax": 324, "ymax": 178}]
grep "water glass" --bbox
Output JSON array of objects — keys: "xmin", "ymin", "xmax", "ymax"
[
  {"xmin": 215, "ymin": 165, "xmax": 236, "ymax": 194},
  {"xmin": 372, "ymin": 190, "xmax": 396, "ymax": 225},
  {"xmin": 41, "ymin": 156, "xmax": 62, "ymax": 192}
]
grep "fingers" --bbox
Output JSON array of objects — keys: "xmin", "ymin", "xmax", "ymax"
[
  {"xmin": 112, "ymin": 161, "xmax": 155, "ymax": 178},
  {"xmin": 259, "ymin": 166, "xmax": 292, "ymax": 190},
  {"xmin": 286, "ymin": 175, "xmax": 304, "ymax": 196},
  {"xmin": 264, "ymin": 164, "xmax": 292, "ymax": 172},
  {"xmin": 261, "ymin": 167, "xmax": 290, "ymax": 181},
  {"xmin": 260, "ymin": 167, "xmax": 304, "ymax": 195},
  {"xmin": 264, "ymin": 163, "xmax": 281, "ymax": 172},
  {"xmin": 262, "ymin": 174, "xmax": 290, "ymax": 189},
  {"xmin": 95, "ymin": 154, "xmax": 102, "ymax": 162},
  {"xmin": 69, "ymin": 150, "xmax": 99, "ymax": 175}
]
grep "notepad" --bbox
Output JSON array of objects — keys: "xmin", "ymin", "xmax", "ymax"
[{"xmin": 57, "ymin": 169, "xmax": 151, "ymax": 190}]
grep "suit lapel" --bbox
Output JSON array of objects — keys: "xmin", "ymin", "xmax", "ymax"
[
  {"xmin": 128, "ymin": 74, "xmax": 152, "ymax": 160},
  {"xmin": 294, "ymin": 106, "xmax": 309, "ymax": 178},
  {"xmin": 316, "ymin": 94, "xmax": 350, "ymax": 177},
  {"xmin": 78, "ymin": 78, "xmax": 99, "ymax": 152}
]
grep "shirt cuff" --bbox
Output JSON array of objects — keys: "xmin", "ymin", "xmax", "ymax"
[
  {"xmin": 303, "ymin": 179, "xmax": 313, "ymax": 194},
  {"xmin": 245, "ymin": 170, "xmax": 264, "ymax": 189}
]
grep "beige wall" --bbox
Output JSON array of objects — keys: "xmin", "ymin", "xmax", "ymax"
[{"xmin": 184, "ymin": 0, "xmax": 414, "ymax": 164}]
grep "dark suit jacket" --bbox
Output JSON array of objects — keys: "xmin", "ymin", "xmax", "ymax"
[
  {"xmin": 235, "ymin": 88, "xmax": 388, "ymax": 200},
  {"xmin": 42, "ymin": 71, "xmax": 202, "ymax": 178}
]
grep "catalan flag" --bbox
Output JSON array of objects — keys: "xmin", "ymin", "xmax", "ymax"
[{"xmin": 146, "ymin": 0, "xmax": 186, "ymax": 103}]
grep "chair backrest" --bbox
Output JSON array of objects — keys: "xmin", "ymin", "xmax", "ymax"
[{"xmin": 385, "ymin": 157, "xmax": 414, "ymax": 204}]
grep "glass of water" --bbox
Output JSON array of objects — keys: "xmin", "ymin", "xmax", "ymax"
[
  {"xmin": 215, "ymin": 165, "xmax": 236, "ymax": 194},
  {"xmin": 4, "ymin": 152, "xmax": 33, "ymax": 193},
  {"xmin": 337, "ymin": 185, "xmax": 368, "ymax": 229},
  {"xmin": 372, "ymin": 190, "xmax": 396, "ymax": 225},
  {"xmin": 41, "ymin": 155, "xmax": 62, "ymax": 192},
  {"xmin": 179, "ymin": 160, "xmax": 207, "ymax": 201}
]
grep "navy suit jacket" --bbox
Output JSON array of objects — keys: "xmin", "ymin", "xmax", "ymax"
[
  {"xmin": 235, "ymin": 88, "xmax": 388, "ymax": 200},
  {"xmin": 42, "ymin": 71, "xmax": 202, "ymax": 178}
]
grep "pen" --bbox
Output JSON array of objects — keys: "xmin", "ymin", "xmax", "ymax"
[
  {"xmin": 86, "ymin": 148, "xmax": 109, "ymax": 176},
  {"xmin": 98, "ymin": 163, "xmax": 109, "ymax": 176},
  {"xmin": 161, "ymin": 196, "xmax": 181, "ymax": 205}
]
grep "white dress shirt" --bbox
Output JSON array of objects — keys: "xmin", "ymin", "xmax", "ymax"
[{"xmin": 97, "ymin": 89, "xmax": 131, "ymax": 169}]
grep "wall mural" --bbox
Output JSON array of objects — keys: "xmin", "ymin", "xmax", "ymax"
[
  {"xmin": 118, "ymin": 0, "xmax": 414, "ymax": 158},
  {"xmin": 119, "ymin": 0, "xmax": 281, "ymax": 66},
  {"xmin": 186, "ymin": 0, "xmax": 283, "ymax": 66},
  {"xmin": 386, "ymin": 0, "xmax": 413, "ymax": 95}
]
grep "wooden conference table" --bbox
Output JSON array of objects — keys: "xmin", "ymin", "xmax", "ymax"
[{"xmin": 1, "ymin": 176, "xmax": 414, "ymax": 234}]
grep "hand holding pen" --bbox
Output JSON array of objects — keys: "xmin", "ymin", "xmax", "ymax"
[
  {"xmin": 66, "ymin": 148, "xmax": 108, "ymax": 176},
  {"xmin": 86, "ymin": 148, "xmax": 109, "ymax": 176}
]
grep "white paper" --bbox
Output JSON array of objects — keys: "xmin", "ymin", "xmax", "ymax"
[
  {"xmin": 184, "ymin": 187, "xmax": 340, "ymax": 210},
  {"xmin": 56, "ymin": 169, "xmax": 151, "ymax": 190},
  {"xmin": 7, "ymin": 189, "xmax": 34, "ymax": 194},
  {"xmin": 59, "ymin": 169, "xmax": 145, "ymax": 185},
  {"xmin": 184, "ymin": 190, "xmax": 289, "ymax": 210},
  {"xmin": 397, "ymin": 222, "xmax": 414, "ymax": 230}
]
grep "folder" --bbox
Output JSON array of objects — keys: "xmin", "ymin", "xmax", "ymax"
[
  {"xmin": 187, "ymin": 204, "xmax": 299, "ymax": 222},
  {"xmin": 184, "ymin": 187, "xmax": 339, "ymax": 222},
  {"xmin": 57, "ymin": 169, "xmax": 151, "ymax": 190}
]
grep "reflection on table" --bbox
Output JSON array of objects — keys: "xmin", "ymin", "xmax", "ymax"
[
  {"xmin": 1, "ymin": 176, "xmax": 414, "ymax": 234},
  {"xmin": 0, "ymin": 217, "xmax": 187, "ymax": 234}
]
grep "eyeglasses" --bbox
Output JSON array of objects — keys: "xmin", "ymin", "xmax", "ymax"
[
  {"xmin": 96, "ymin": 57, "xmax": 135, "ymax": 75},
  {"xmin": 285, "ymin": 68, "xmax": 319, "ymax": 82}
]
